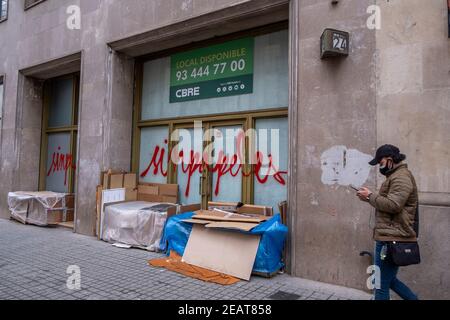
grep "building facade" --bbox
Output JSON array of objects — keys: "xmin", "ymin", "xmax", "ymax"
[{"xmin": 0, "ymin": 0, "xmax": 448, "ymax": 299}]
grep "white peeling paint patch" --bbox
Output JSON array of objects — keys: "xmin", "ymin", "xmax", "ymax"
[{"xmin": 321, "ymin": 146, "xmax": 372, "ymax": 188}]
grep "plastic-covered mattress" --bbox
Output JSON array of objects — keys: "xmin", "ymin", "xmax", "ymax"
[
  {"xmin": 101, "ymin": 201, "xmax": 175, "ymax": 251},
  {"xmin": 8, "ymin": 191, "xmax": 70, "ymax": 226}
]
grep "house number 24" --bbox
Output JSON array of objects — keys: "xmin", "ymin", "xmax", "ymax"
[{"xmin": 333, "ymin": 34, "xmax": 348, "ymax": 51}]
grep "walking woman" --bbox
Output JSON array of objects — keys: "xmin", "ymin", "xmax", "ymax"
[{"xmin": 357, "ymin": 144, "xmax": 419, "ymax": 300}]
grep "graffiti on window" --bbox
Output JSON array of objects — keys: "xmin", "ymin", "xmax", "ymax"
[
  {"xmin": 140, "ymin": 137, "xmax": 287, "ymax": 197},
  {"xmin": 46, "ymin": 146, "xmax": 76, "ymax": 186}
]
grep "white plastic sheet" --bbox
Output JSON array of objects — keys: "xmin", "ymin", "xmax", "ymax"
[
  {"xmin": 101, "ymin": 201, "xmax": 175, "ymax": 251},
  {"xmin": 8, "ymin": 191, "xmax": 67, "ymax": 226}
]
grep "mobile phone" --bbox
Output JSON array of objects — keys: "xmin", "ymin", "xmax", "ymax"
[{"xmin": 349, "ymin": 185, "xmax": 359, "ymax": 191}]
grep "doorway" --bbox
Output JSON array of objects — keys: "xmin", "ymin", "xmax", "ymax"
[{"xmin": 39, "ymin": 73, "xmax": 79, "ymax": 229}]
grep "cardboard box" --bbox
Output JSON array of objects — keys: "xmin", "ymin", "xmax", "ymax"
[
  {"xmin": 137, "ymin": 193, "xmax": 161, "ymax": 203},
  {"xmin": 47, "ymin": 208, "xmax": 75, "ymax": 225},
  {"xmin": 125, "ymin": 188, "xmax": 138, "ymax": 201},
  {"xmin": 208, "ymin": 201, "xmax": 239, "ymax": 212},
  {"xmin": 138, "ymin": 185, "xmax": 159, "ymax": 196},
  {"xmin": 124, "ymin": 173, "xmax": 137, "ymax": 188},
  {"xmin": 110, "ymin": 174, "xmax": 124, "ymax": 189},
  {"xmin": 140, "ymin": 183, "xmax": 178, "ymax": 197},
  {"xmin": 208, "ymin": 201, "xmax": 273, "ymax": 216},
  {"xmin": 166, "ymin": 203, "xmax": 201, "ymax": 217},
  {"xmin": 238, "ymin": 205, "xmax": 273, "ymax": 217},
  {"xmin": 101, "ymin": 170, "xmax": 128, "ymax": 189}
]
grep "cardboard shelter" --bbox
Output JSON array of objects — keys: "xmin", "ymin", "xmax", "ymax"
[
  {"xmin": 96, "ymin": 171, "xmax": 180, "ymax": 237},
  {"xmin": 7, "ymin": 191, "xmax": 74, "ymax": 227},
  {"xmin": 181, "ymin": 209, "xmax": 271, "ymax": 281},
  {"xmin": 159, "ymin": 210, "xmax": 288, "ymax": 282}
]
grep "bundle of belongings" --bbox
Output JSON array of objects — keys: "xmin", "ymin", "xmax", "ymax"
[
  {"xmin": 98, "ymin": 170, "xmax": 201, "ymax": 252},
  {"xmin": 150, "ymin": 202, "xmax": 288, "ymax": 285},
  {"xmin": 7, "ymin": 191, "xmax": 74, "ymax": 227},
  {"xmin": 101, "ymin": 201, "xmax": 176, "ymax": 252}
]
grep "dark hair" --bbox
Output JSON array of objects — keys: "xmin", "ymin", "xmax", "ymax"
[{"xmin": 392, "ymin": 153, "xmax": 406, "ymax": 164}]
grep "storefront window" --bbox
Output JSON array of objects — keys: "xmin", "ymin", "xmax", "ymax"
[
  {"xmin": 136, "ymin": 28, "xmax": 288, "ymax": 210},
  {"xmin": 253, "ymin": 117, "xmax": 288, "ymax": 210}
]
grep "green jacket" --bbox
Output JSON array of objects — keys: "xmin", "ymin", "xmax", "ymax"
[{"xmin": 368, "ymin": 163, "xmax": 418, "ymax": 242}]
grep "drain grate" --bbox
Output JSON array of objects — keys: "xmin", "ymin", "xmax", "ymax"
[{"xmin": 268, "ymin": 290, "xmax": 301, "ymax": 300}]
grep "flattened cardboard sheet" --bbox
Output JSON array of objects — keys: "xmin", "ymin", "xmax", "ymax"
[
  {"xmin": 192, "ymin": 210, "xmax": 268, "ymax": 223},
  {"xmin": 182, "ymin": 219, "xmax": 212, "ymax": 225},
  {"xmin": 205, "ymin": 222, "xmax": 259, "ymax": 232},
  {"xmin": 182, "ymin": 225, "xmax": 261, "ymax": 281}
]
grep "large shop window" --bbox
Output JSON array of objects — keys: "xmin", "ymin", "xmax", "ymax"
[
  {"xmin": 136, "ymin": 28, "xmax": 288, "ymax": 210},
  {"xmin": 40, "ymin": 75, "xmax": 79, "ymax": 193},
  {"xmin": 253, "ymin": 117, "xmax": 288, "ymax": 209}
]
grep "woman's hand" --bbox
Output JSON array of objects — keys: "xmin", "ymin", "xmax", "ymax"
[{"xmin": 357, "ymin": 187, "xmax": 373, "ymax": 202}]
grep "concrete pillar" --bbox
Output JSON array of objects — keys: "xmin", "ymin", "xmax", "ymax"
[{"xmin": 74, "ymin": 49, "xmax": 134, "ymax": 236}]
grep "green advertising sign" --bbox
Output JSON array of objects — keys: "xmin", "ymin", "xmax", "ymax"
[{"xmin": 170, "ymin": 37, "xmax": 254, "ymax": 103}]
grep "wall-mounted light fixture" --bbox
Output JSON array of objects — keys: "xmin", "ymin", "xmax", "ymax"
[{"xmin": 320, "ymin": 28, "xmax": 349, "ymax": 59}]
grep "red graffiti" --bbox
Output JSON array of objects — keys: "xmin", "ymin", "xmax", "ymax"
[
  {"xmin": 179, "ymin": 149, "xmax": 203, "ymax": 197},
  {"xmin": 140, "ymin": 140, "xmax": 287, "ymax": 197},
  {"xmin": 140, "ymin": 139, "xmax": 169, "ymax": 179},
  {"xmin": 46, "ymin": 146, "xmax": 76, "ymax": 186}
]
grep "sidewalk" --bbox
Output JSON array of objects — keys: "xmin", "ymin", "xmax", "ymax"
[{"xmin": 0, "ymin": 219, "xmax": 371, "ymax": 300}]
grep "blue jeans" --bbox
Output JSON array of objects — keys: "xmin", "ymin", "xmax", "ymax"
[{"xmin": 374, "ymin": 241, "xmax": 418, "ymax": 300}]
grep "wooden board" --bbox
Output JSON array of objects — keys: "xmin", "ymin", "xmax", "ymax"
[
  {"xmin": 58, "ymin": 221, "xmax": 74, "ymax": 229},
  {"xmin": 96, "ymin": 185, "xmax": 103, "ymax": 238}
]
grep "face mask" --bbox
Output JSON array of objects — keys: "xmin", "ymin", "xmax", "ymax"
[{"xmin": 379, "ymin": 159, "xmax": 392, "ymax": 176}]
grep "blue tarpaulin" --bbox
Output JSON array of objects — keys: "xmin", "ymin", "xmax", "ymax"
[{"xmin": 159, "ymin": 212, "xmax": 288, "ymax": 274}]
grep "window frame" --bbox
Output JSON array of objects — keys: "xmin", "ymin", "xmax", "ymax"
[
  {"xmin": 0, "ymin": 75, "xmax": 4, "ymax": 124},
  {"xmin": 24, "ymin": 0, "xmax": 46, "ymax": 11},
  {"xmin": 0, "ymin": 0, "xmax": 8, "ymax": 23},
  {"xmin": 132, "ymin": 23, "xmax": 289, "ymax": 207},
  {"xmin": 39, "ymin": 73, "xmax": 79, "ymax": 193}
]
